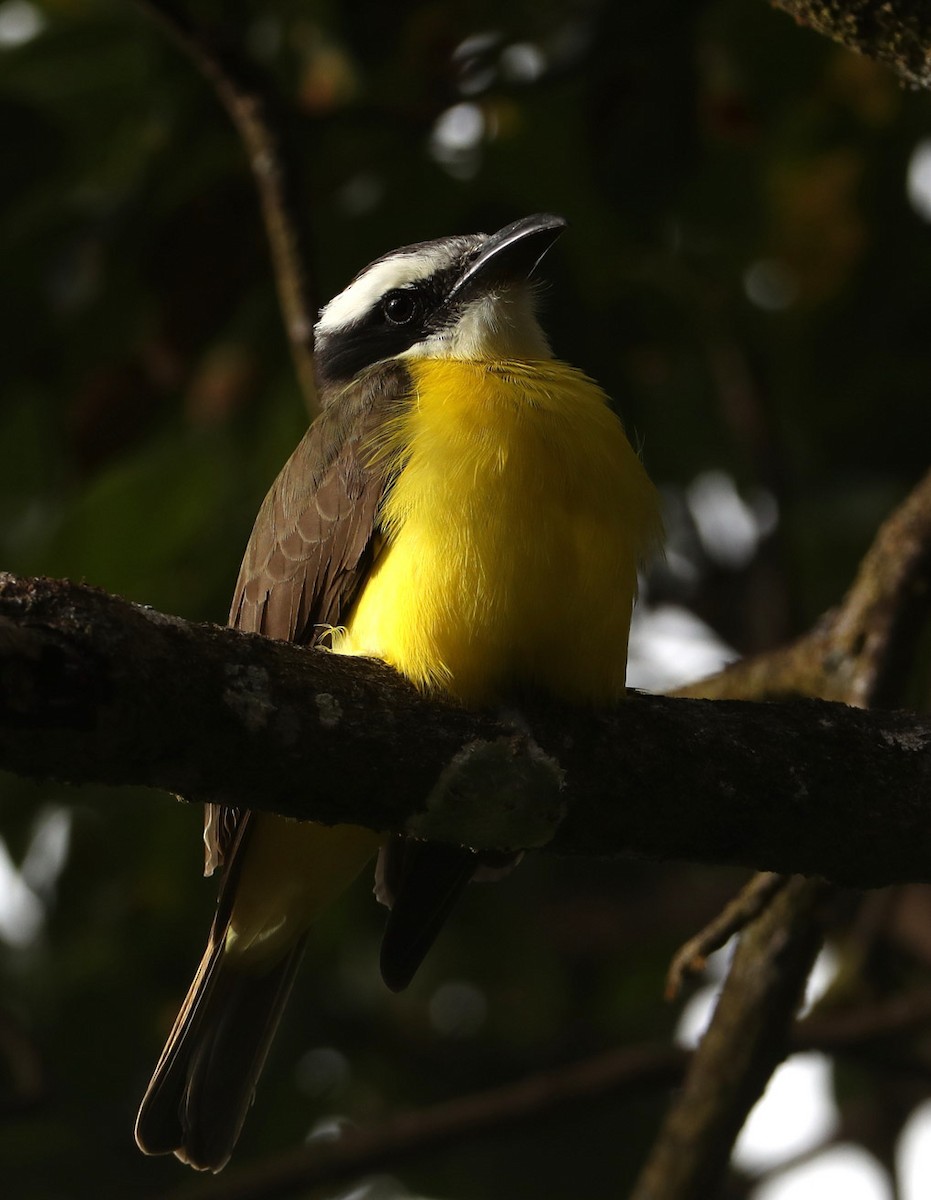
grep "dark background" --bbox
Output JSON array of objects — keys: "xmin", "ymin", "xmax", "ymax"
[{"xmin": 2, "ymin": 0, "xmax": 931, "ymax": 1196}]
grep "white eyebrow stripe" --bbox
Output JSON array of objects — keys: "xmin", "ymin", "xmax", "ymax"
[{"xmin": 316, "ymin": 250, "xmax": 450, "ymax": 334}]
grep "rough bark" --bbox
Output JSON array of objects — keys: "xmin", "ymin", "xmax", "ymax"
[
  {"xmin": 3, "ymin": 572, "xmax": 931, "ymax": 888},
  {"xmin": 771, "ymin": 0, "xmax": 931, "ymax": 90}
]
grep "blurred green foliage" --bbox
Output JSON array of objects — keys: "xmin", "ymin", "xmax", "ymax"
[{"xmin": 2, "ymin": 0, "xmax": 931, "ymax": 1196}]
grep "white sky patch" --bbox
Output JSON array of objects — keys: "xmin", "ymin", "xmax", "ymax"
[
  {"xmin": 627, "ymin": 602, "xmax": 739, "ymax": 692},
  {"xmin": 0, "ymin": 835, "xmax": 44, "ymax": 947},
  {"xmin": 675, "ymin": 944, "xmax": 838, "ymax": 1049},
  {"xmin": 21, "ymin": 806, "xmax": 72, "ymax": 899},
  {"xmin": 906, "ymin": 139, "xmax": 931, "ymax": 222},
  {"xmin": 0, "ymin": 808, "xmax": 73, "ymax": 948},
  {"xmin": 898, "ymin": 1100, "xmax": 931, "ymax": 1200},
  {"xmin": 735, "ymin": 1053, "xmax": 839, "ymax": 1173},
  {"xmin": 0, "ymin": 0, "xmax": 44, "ymax": 48},
  {"xmin": 686, "ymin": 470, "xmax": 778, "ymax": 570},
  {"xmin": 674, "ymin": 941, "xmax": 735, "ymax": 1049},
  {"xmin": 799, "ymin": 943, "xmax": 839, "ymax": 1016},
  {"xmin": 750, "ymin": 1145, "xmax": 891, "ymax": 1200},
  {"xmin": 305, "ymin": 1114, "xmax": 354, "ymax": 1144},
  {"xmin": 674, "ymin": 944, "xmax": 842, "ymax": 1180}
]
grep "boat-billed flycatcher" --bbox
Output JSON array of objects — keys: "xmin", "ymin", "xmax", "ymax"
[{"xmin": 135, "ymin": 214, "xmax": 662, "ymax": 1172}]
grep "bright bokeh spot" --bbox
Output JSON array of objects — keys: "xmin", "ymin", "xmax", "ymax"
[
  {"xmin": 429, "ymin": 980, "xmax": 487, "ymax": 1037},
  {"xmin": 897, "ymin": 1099, "xmax": 931, "ymax": 1200},
  {"xmin": 674, "ymin": 944, "xmax": 838, "ymax": 1049},
  {"xmin": 627, "ymin": 603, "xmax": 738, "ymax": 692},
  {"xmin": 906, "ymin": 139, "xmax": 931, "ymax": 222},
  {"xmin": 686, "ymin": 470, "xmax": 778, "ymax": 570},
  {"xmin": 674, "ymin": 942, "xmax": 734, "ymax": 1049},
  {"xmin": 674, "ymin": 946, "xmax": 842, "ymax": 1175},
  {"xmin": 428, "ymin": 102, "xmax": 485, "ymax": 179},
  {"xmin": 431, "ymin": 102, "xmax": 484, "ymax": 152},
  {"xmin": 0, "ymin": 0, "xmax": 43, "ymax": 48},
  {"xmin": 750, "ymin": 1145, "xmax": 891, "ymax": 1200},
  {"xmin": 734, "ymin": 1053, "xmax": 838, "ymax": 1172},
  {"xmin": 501, "ymin": 41, "xmax": 546, "ymax": 82},
  {"xmin": 295, "ymin": 1045, "xmax": 350, "ymax": 1099},
  {"xmin": 22, "ymin": 805, "xmax": 72, "ymax": 898},
  {"xmin": 744, "ymin": 259, "xmax": 798, "ymax": 311},
  {"xmin": 0, "ymin": 836, "xmax": 43, "ymax": 947},
  {"xmin": 799, "ymin": 942, "xmax": 839, "ymax": 1015}
]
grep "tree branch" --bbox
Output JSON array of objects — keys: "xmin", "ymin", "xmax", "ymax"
[
  {"xmin": 770, "ymin": 0, "xmax": 931, "ymax": 90},
  {"xmin": 2, "ymin": 572, "xmax": 931, "ymax": 886},
  {"xmin": 637, "ymin": 467, "xmax": 931, "ymax": 1198},
  {"xmin": 665, "ymin": 872, "xmax": 789, "ymax": 999},
  {"xmin": 134, "ymin": 0, "xmax": 321, "ymax": 416}
]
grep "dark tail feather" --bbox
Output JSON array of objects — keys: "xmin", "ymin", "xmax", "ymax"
[
  {"xmin": 135, "ymin": 935, "xmax": 306, "ymax": 1172},
  {"xmin": 378, "ymin": 840, "xmax": 478, "ymax": 992}
]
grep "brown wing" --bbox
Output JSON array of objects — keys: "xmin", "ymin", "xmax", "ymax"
[
  {"xmin": 204, "ymin": 362, "xmax": 409, "ymax": 873},
  {"xmin": 229, "ymin": 411, "xmax": 383, "ymax": 643}
]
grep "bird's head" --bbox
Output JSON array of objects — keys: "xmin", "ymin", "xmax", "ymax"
[{"xmin": 314, "ymin": 214, "xmax": 566, "ymax": 391}]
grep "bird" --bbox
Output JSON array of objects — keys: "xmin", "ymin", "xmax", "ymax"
[{"xmin": 134, "ymin": 213, "xmax": 662, "ymax": 1172}]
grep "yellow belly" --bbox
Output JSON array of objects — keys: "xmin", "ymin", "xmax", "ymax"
[
  {"xmin": 227, "ymin": 357, "xmax": 661, "ymax": 970},
  {"xmin": 332, "ymin": 358, "xmax": 662, "ymax": 705}
]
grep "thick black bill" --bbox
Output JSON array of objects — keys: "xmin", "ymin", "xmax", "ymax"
[{"xmin": 448, "ymin": 213, "xmax": 567, "ymax": 302}]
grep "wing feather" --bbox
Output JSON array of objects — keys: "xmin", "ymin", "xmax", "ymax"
[{"xmin": 204, "ymin": 362, "xmax": 409, "ymax": 873}]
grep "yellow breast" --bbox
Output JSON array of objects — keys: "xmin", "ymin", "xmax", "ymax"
[{"xmin": 332, "ymin": 358, "xmax": 661, "ymax": 705}]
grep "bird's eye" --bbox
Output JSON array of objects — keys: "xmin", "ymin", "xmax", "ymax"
[{"xmin": 382, "ymin": 290, "xmax": 418, "ymax": 325}]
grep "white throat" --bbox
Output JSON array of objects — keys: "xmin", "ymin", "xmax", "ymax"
[{"xmin": 404, "ymin": 285, "xmax": 552, "ymax": 361}]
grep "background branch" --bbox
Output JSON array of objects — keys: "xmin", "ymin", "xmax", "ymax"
[
  {"xmin": 134, "ymin": 0, "xmax": 321, "ymax": 416},
  {"xmin": 167, "ymin": 977, "xmax": 931, "ymax": 1200},
  {"xmin": 630, "ymin": 878, "xmax": 829, "ymax": 1200},
  {"xmin": 172, "ymin": 1043, "xmax": 685, "ymax": 1200},
  {"xmin": 632, "ymin": 467, "xmax": 931, "ymax": 1196}
]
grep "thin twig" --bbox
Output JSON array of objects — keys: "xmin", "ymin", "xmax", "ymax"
[
  {"xmin": 665, "ymin": 872, "xmax": 790, "ymax": 1000},
  {"xmin": 630, "ymin": 877, "xmax": 830, "ymax": 1200},
  {"xmin": 168, "ymin": 1042, "xmax": 687, "ymax": 1200},
  {"xmin": 134, "ymin": 0, "xmax": 321, "ymax": 417},
  {"xmin": 166, "ymin": 978, "xmax": 931, "ymax": 1200}
]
